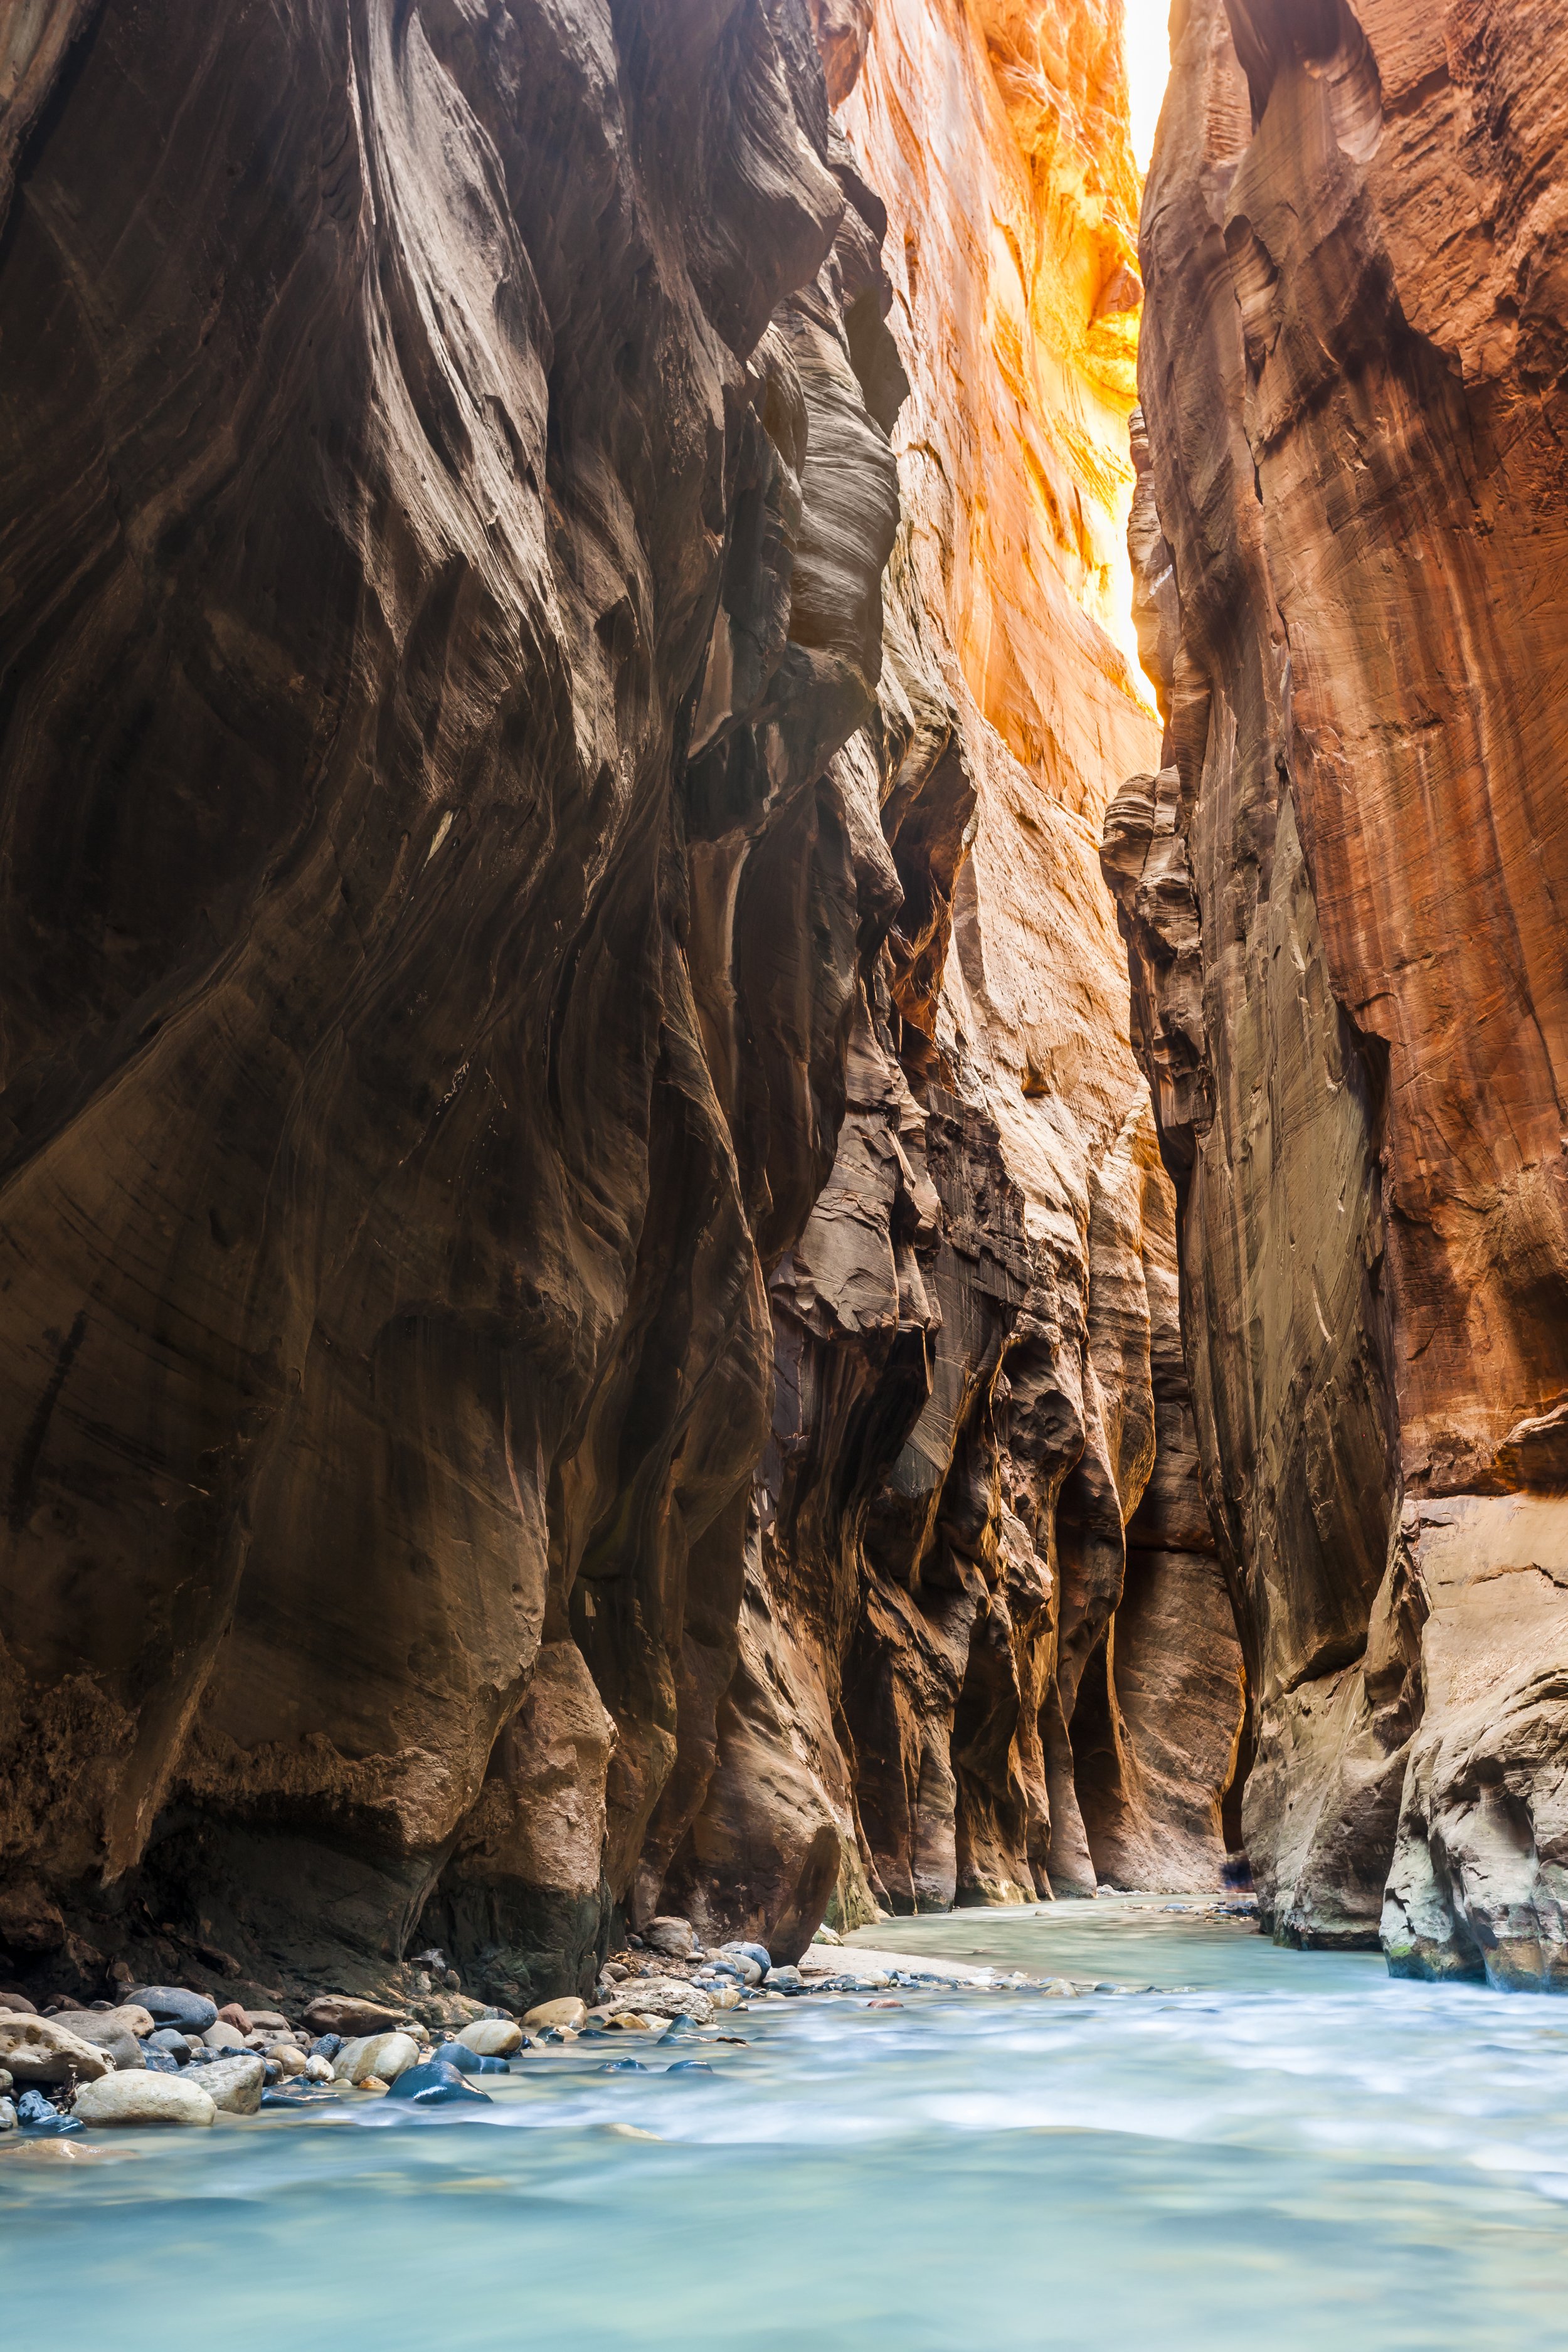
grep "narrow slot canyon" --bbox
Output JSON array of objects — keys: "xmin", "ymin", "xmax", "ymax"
[{"xmin": 2, "ymin": 0, "xmax": 1567, "ymax": 2340}]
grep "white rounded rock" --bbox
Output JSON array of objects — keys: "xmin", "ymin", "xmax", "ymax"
[
  {"xmin": 332, "ymin": 2030, "xmax": 420, "ymax": 2085},
  {"xmin": 457, "ymin": 2018, "xmax": 522, "ymax": 2057},
  {"xmin": 522, "ymin": 1997, "xmax": 587, "ymax": 2032},
  {"xmin": 73, "ymin": 2072, "xmax": 216, "ymax": 2127},
  {"xmin": 201, "ymin": 2023, "xmax": 248, "ymax": 2051}
]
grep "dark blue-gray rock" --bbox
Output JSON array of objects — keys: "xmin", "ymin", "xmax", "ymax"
[
  {"xmin": 128, "ymin": 1987, "xmax": 217, "ymax": 2035},
  {"xmin": 664, "ymin": 2061, "xmax": 714, "ymax": 2074},
  {"xmin": 142, "ymin": 2050, "xmax": 181, "ymax": 2075},
  {"xmin": 385, "ymin": 2061, "xmax": 490, "ymax": 2107},
  {"xmin": 436, "ymin": 2039, "xmax": 482, "ymax": 2074},
  {"xmin": 16, "ymin": 2089, "xmax": 82, "ymax": 2135},
  {"xmin": 146, "ymin": 2028, "xmax": 190, "ymax": 2062},
  {"xmin": 723, "ymin": 1945, "xmax": 772, "ymax": 1976},
  {"xmin": 310, "ymin": 2035, "xmax": 342, "ymax": 2062}
]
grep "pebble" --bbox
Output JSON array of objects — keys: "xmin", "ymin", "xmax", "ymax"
[
  {"xmin": 200, "ymin": 2023, "xmax": 250, "ymax": 2052},
  {"xmin": 763, "ymin": 1966, "xmax": 802, "ymax": 1990},
  {"xmin": 146, "ymin": 2028, "xmax": 191, "ymax": 2062},
  {"xmin": 719, "ymin": 1942, "xmax": 772, "ymax": 1975},
  {"xmin": 127, "ymin": 1986, "xmax": 218, "ymax": 2035},
  {"xmin": 72, "ymin": 2073, "xmax": 215, "ymax": 2127},
  {"xmin": 522, "ymin": 1997, "xmax": 586, "ymax": 2032},
  {"xmin": 456, "ymin": 2018, "xmax": 522, "ymax": 2057}
]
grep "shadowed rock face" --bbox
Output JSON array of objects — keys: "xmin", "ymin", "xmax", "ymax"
[
  {"xmin": 1104, "ymin": 0, "xmax": 1568, "ymax": 1983},
  {"xmin": 0, "ymin": 0, "xmax": 1238, "ymax": 2010}
]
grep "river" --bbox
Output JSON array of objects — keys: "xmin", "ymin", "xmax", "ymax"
[{"xmin": 5, "ymin": 1898, "xmax": 1567, "ymax": 2349}]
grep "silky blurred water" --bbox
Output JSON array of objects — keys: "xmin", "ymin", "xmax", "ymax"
[{"xmin": 5, "ymin": 1898, "xmax": 1568, "ymax": 2351}]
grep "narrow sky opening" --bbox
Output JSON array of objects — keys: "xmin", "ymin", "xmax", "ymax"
[{"xmin": 1121, "ymin": 0, "xmax": 1173, "ymax": 172}]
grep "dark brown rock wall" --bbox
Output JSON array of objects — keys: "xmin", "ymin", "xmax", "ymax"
[
  {"xmin": 0, "ymin": 0, "xmax": 1244, "ymax": 2008},
  {"xmin": 1106, "ymin": 0, "xmax": 1568, "ymax": 1983}
]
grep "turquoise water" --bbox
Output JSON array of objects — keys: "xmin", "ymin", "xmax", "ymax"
[{"xmin": 5, "ymin": 1898, "xmax": 1568, "ymax": 2349}]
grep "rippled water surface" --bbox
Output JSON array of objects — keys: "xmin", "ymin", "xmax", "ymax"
[{"xmin": 7, "ymin": 1899, "xmax": 1568, "ymax": 2350}]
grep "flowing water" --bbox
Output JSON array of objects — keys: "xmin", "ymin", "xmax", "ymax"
[{"xmin": 6, "ymin": 1897, "xmax": 1568, "ymax": 2349}]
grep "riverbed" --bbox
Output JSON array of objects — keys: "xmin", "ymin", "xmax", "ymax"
[{"xmin": 6, "ymin": 1899, "xmax": 1567, "ymax": 2349}]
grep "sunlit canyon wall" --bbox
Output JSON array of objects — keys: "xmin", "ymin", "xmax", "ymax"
[{"xmin": 1104, "ymin": 0, "xmax": 1568, "ymax": 1986}]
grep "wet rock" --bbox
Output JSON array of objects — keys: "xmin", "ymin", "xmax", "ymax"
[
  {"xmin": 73, "ymin": 2074, "xmax": 216, "ymax": 2127},
  {"xmin": 142, "ymin": 2052, "xmax": 181, "ymax": 2075},
  {"xmin": 0, "ymin": 2014, "xmax": 111, "ymax": 2084},
  {"xmin": 763, "ymin": 1966, "xmax": 803, "ymax": 1991},
  {"xmin": 719, "ymin": 1945, "xmax": 771, "ymax": 1979},
  {"xmin": 128, "ymin": 1989, "xmax": 217, "ymax": 2036},
  {"xmin": 386, "ymin": 2060, "xmax": 490, "ymax": 2108},
  {"xmin": 15, "ymin": 2089, "xmax": 82, "ymax": 2135}
]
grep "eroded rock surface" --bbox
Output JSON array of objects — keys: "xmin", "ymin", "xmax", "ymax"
[
  {"xmin": 1106, "ymin": 0, "xmax": 1568, "ymax": 1982},
  {"xmin": 0, "ymin": 0, "xmax": 1238, "ymax": 2008}
]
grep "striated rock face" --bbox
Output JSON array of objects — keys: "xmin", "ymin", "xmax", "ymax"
[
  {"xmin": 0, "ymin": 0, "xmax": 1239, "ymax": 2010},
  {"xmin": 640, "ymin": 0, "xmax": 1244, "ymax": 1945},
  {"xmin": 1106, "ymin": 0, "xmax": 1568, "ymax": 1983}
]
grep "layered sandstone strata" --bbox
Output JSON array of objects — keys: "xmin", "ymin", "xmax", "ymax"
[
  {"xmin": 1104, "ymin": 0, "xmax": 1568, "ymax": 1984},
  {"xmin": 638, "ymin": 0, "xmax": 1243, "ymax": 1944},
  {"xmin": 0, "ymin": 0, "xmax": 1237, "ymax": 2011}
]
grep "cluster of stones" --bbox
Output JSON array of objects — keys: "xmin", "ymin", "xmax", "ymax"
[
  {"xmin": 0, "ymin": 1920, "xmax": 1083, "ymax": 2137},
  {"xmin": 0, "ymin": 1977, "xmax": 537, "ymax": 2134}
]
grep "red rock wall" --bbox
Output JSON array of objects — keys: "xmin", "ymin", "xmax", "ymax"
[{"xmin": 1106, "ymin": 0, "xmax": 1568, "ymax": 1984}]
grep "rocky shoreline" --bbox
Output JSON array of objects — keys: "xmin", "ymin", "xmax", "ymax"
[{"xmin": 0, "ymin": 1908, "xmax": 1259, "ymax": 2143}]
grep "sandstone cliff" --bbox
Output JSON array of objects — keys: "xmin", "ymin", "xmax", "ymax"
[
  {"xmin": 0, "ymin": 0, "xmax": 1237, "ymax": 2013},
  {"xmin": 1105, "ymin": 0, "xmax": 1568, "ymax": 1986}
]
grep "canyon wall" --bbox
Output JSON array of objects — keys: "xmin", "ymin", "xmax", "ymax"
[
  {"xmin": 1105, "ymin": 0, "xmax": 1568, "ymax": 1986},
  {"xmin": 0, "ymin": 0, "xmax": 1238, "ymax": 2015}
]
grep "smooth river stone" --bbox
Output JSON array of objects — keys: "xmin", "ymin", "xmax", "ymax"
[
  {"xmin": 596, "ymin": 1983, "xmax": 713, "ymax": 2025},
  {"xmin": 0, "ymin": 2015, "xmax": 112, "ymax": 2084},
  {"xmin": 455, "ymin": 2018, "xmax": 522, "ymax": 2057},
  {"xmin": 196, "ymin": 2055, "xmax": 265, "ymax": 2114},
  {"xmin": 127, "ymin": 1988, "xmax": 218, "ymax": 2035},
  {"xmin": 332, "ymin": 2032, "xmax": 421, "ymax": 2086},
  {"xmin": 522, "ymin": 1998, "xmax": 586, "ymax": 2032},
  {"xmin": 73, "ymin": 2074, "xmax": 216, "ymax": 2127}
]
